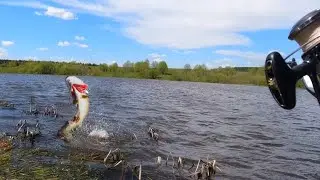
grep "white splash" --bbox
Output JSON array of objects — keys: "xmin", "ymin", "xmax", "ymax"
[{"xmin": 88, "ymin": 129, "xmax": 109, "ymax": 139}]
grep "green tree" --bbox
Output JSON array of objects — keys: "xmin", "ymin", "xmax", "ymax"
[
  {"xmin": 7, "ymin": 61, "xmax": 18, "ymax": 67},
  {"xmin": 144, "ymin": 59, "xmax": 150, "ymax": 66},
  {"xmin": 0, "ymin": 58, "xmax": 299, "ymax": 88},
  {"xmin": 184, "ymin": 64, "xmax": 191, "ymax": 71},
  {"xmin": 99, "ymin": 63, "xmax": 108, "ymax": 72},
  {"xmin": 39, "ymin": 62, "xmax": 56, "ymax": 74},
  {"xmin": 123, "ymin": 60, "xmax": 134, "ymax": 72},
  {"xmin": 151, "ymin": 61, "xmax": 159, "ymax": 69},
  {"xmin": 157, "ymin": 61, "xmax": 168, "ymax": 75},
  {"xmin": 223, "ymin": 66, "xmax": 236, "ymax": 76},
  {"xmin": 109, "ymin": 63, "xmax": 118, "ymax": 72},
  {"xmin": 134, "ymin": 60, "xmax": 150, "ymax": 77},
  {"xmin": 194, "ymin": 64, "xmax": 207, "ymax": 77},
  {"xmin": 194, "ymin": 64, "xmax": 207, "ymax": 71},
  {"xmin": 148, "ymin": 68, "xmax": 160, "ymax": 79}
]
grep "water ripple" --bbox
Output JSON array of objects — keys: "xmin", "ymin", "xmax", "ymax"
[{"xmin": 0, "ymin": 74, "xmax": 320, "ymax": 179}]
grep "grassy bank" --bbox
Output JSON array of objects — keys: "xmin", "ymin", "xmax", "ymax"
[
  {"xmin": 0, "ymin": 145, "xmax": 222, "ymax": 179},
  {"xmin": 0, "ymin": 59, "xmax": 304, "ymax": 87}
]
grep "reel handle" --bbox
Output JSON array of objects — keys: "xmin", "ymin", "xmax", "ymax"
[{"xmin": 265, "ymin": 51, "xmax": 318, "ymax": 109}]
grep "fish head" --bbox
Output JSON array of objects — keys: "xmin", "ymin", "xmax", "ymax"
[{"xmin": 65, "ymin": 76, "xmax": 89, "ymax": 104}]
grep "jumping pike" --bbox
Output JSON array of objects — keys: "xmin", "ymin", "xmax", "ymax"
[{"xmin": 57, "ymin": 76, "xmax": 89, "ymax": 142}]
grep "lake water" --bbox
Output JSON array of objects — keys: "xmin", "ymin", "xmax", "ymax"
[{"xmin": 0, "ymin": 74, "xmax": 320, "ymax": 180}]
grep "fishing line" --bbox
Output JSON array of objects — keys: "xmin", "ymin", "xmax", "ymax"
[{"xmin": 284, "ymin": 35, "xmax": 320, "ymax": 60}]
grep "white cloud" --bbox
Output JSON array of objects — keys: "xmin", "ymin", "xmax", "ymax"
[
  {"xmin": 109, "ymin": 60, "xmax": 117, "ymax": 65},
  {"xmin": 215, "ymin": 50, "xmax": 265, "ymax": 60},
  {"xmin": 0, "ymin": 48, "xmax": 8, "ymax": 58},
  {"xmin": 3, "ymin": 0, "xmax": 320, "ymax": 49},
  {"xmin": 148, "ymin": 53, "xmax": 166, "ymax": 62},
  {"xmin": 0, "ymin": 1, "xmax": 76, "ymax": 20},
  {"xmin": 48, "ymin": 0, "xmax": 320, "ymax": 49},
  {"xmin": 53, "ymin": 56, "xmax": 90, "ymax": 64},
  {"xmin": 206, "ymin": 58, "xmax": 237, "ymax": 69},
  {"xmin": 23, "ymin": 56, "xmax": 38, "ymax": 60},
  {"xmin": 49, "ymin": 56, "xmax": 68, "ymax": 62},
  {"xmin": 34, "ymin": 11, "xmax": 43, "ymax": 16},
  {"xmin": 1, "ymin": 41, "xmax": 14, "ymax": 47},
  {"xmin": 74, "ymin": 42, "xmax": 88, "ymax": 48},
  {"xmin": 75, "ymin": 35, "xmax": 85, "ymax": 41},
  {"xmin": 173, "ymin": 50, "xmax": 196, "ymax": 54},
  {"xmin": 44, "ymin": 6, "xmax": 76, "ymax": 20},
  {"xmin": 212, "ymin": 49, "xmax": 293, "ymax": 67},
  {"xmin": 214, "ymin": 49, "xmax": 266, "ymax": 66},
  {"xmin": 57, "ymin": 41, "xmax": 71, "ymax": 47},
  {"xmin": 182, "ymin": 50, "xmax": 195, "ymax": 54},
  {"xmin": 37, "ymin": 47, "xmax": 49, "ymax": 51},
  {"xmin": 148, "ymin": 53, "xmax": 166, "ymax": 58},
  {"xmin": 102, "ymin": 24, "xmax": 117, "ymax": 32},
  {"xmin": 58, "ymin": 41, "xmax": 88, "ymax": 48},
  {"xmin": 0, "ymin": 1, "xmax": 48, "ymax": 9}
]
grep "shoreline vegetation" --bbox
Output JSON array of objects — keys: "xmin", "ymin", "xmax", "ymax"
[{"xmin": 0, "ymin": 59, "xmax": 304, "ymax": 87}]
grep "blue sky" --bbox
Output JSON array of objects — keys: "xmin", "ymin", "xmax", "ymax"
[{"xmin": 0, "ymin": 0, "xmax": 318, "ymax": 68}]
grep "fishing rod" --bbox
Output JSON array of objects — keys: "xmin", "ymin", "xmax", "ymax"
[{"xmin": 265, "ymin": 9, "xmax": 320, "ymax": 109}]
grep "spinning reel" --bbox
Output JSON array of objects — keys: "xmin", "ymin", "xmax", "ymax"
[{"xmin": 265, "ymin": 9, "xmax": 320, "ymax": 109}]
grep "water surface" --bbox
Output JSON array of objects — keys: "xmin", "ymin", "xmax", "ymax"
[{"xmin": 0, "ymin": 74, "xmax": 320, "ymax": 180}]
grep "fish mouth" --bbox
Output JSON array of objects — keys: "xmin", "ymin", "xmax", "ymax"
[
  {"xmin": 72, "ymin": 84, "xmax": 89, "ymax": 95},
  {"xmin": 65, "ymin": 76, "xmax": 89, "ymax": 103}
]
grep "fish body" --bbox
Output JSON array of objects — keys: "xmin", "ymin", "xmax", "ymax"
[{"xmin": 57, "ymin": 76, "xmax": 89, "ymax": 142}]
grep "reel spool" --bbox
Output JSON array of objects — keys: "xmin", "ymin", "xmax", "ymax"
[{"xmin": 265, "ymin": 9, "xmax": 320, "ymax": 109}]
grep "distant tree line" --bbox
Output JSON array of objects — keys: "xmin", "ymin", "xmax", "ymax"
[{"xmin": 0, "ymin": 58, "xmax": 304, "ymax": 87}]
